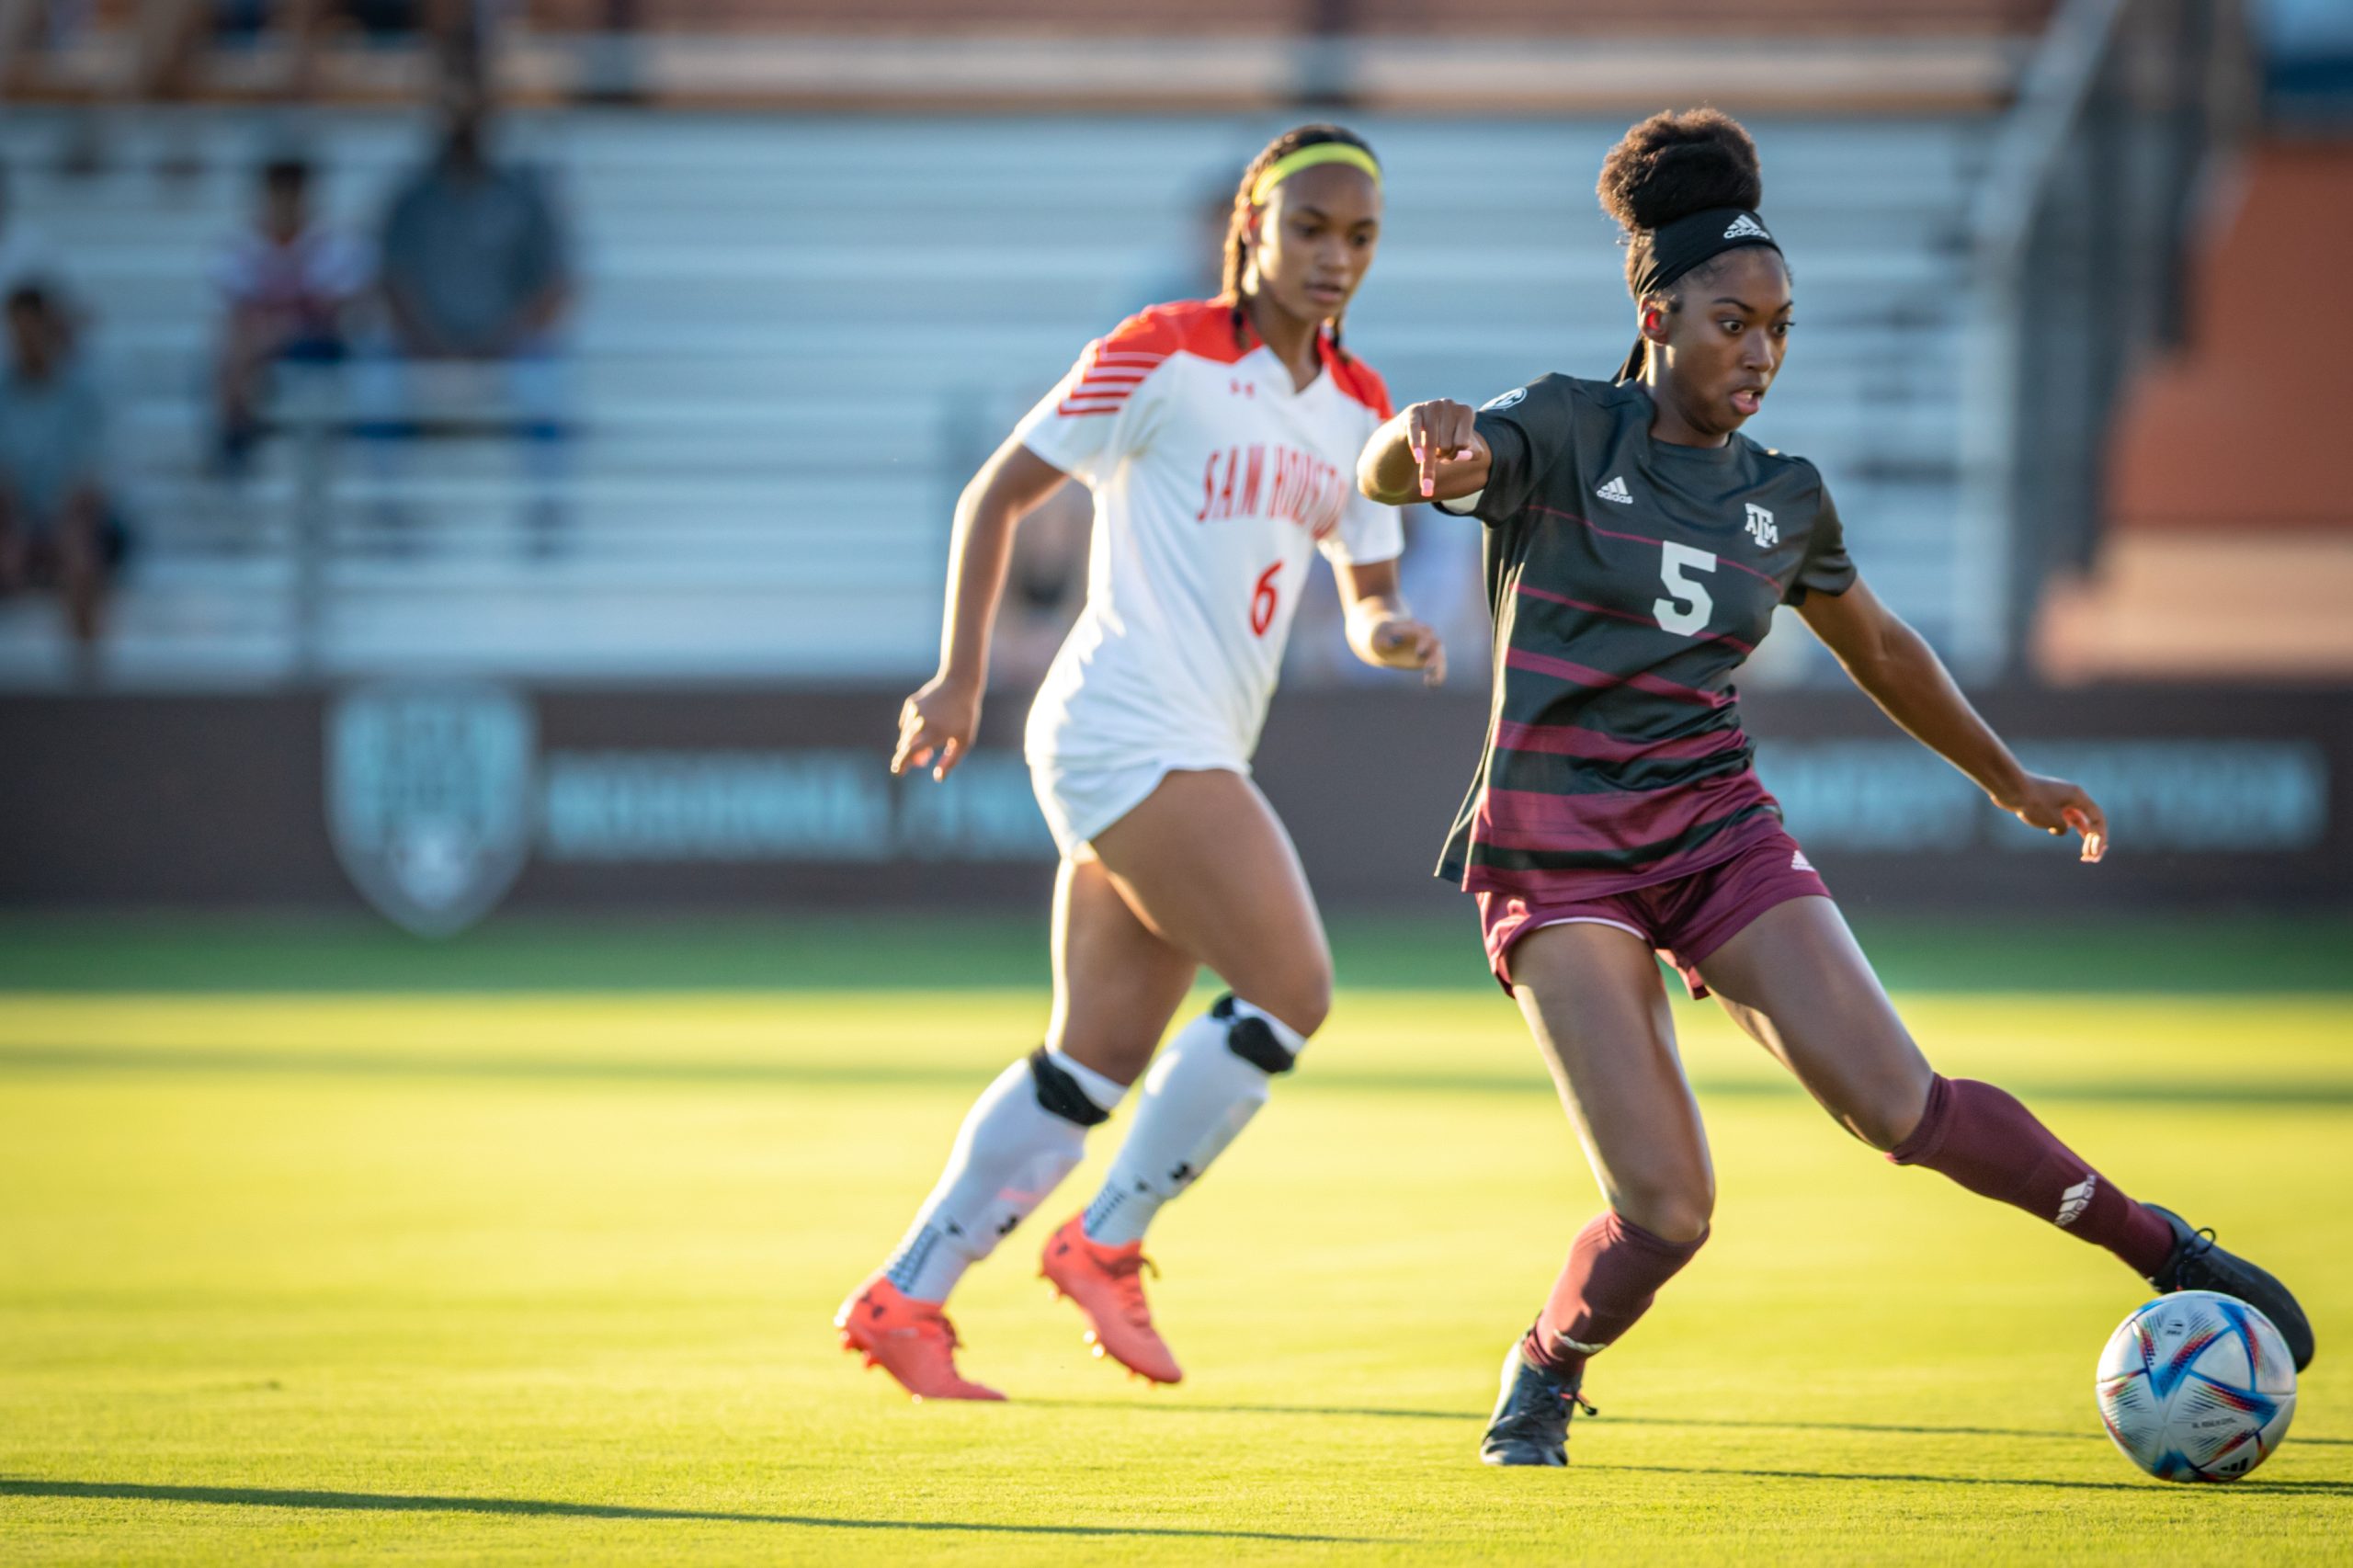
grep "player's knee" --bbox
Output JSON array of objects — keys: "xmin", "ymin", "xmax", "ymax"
[
  {"xmin": 1840, "ymin": 1074, "xmax": 1934, "ymax": 1153},
  {"xmin": 1238, "ymin": 965, "xmax": 1329, "ymax": 1041},
  {"xmin": 1615, "ymin": 1176, "xmax": 1713, "ymax": 1245},
  {"xmin": 1045, "ymin": 1025, "xmax": 1153, "ymax": 1088},
  {"xmin": 1282, "ymin": 974, "xmax": 1332, "ymax": 1040},
  {"xmin": 1646, "ymin": 1196, "xmax": 1715, "ymax": 1246},
  {"xmin": 1852, "ymin": 1103, "xmax": 1920, "ymax": 1153}
]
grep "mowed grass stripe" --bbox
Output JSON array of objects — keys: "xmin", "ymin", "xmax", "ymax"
[
  {"xmin": 3, "ymin": 990, "xmax": 2349, "ymax": 1101},
  {"xmin": 4, "ymin": 1042, "xmax": 2353, "ymax": 1109}
]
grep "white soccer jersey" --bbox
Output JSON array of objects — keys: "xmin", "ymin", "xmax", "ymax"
[{"xmin": 1014, "ymin": 300, "xmax": 1404, "ymax": 772}]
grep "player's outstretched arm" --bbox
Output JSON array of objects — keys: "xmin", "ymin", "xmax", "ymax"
[
  {"xmin": 1336, "ymin": 558, "xmax": 1445, "ymax": 687},
  {"xmin": 1798, "ymin": 575, "xmax": 2107, "ymax": 862},
  {"xmin": 892, "ymin": 438, "xmax": 1070, "ymax": 781},
  {"xmin": 1358, "ymin": 400, "xmax": 1490, "ymax": 506}
]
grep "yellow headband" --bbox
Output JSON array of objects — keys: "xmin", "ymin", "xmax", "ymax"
[{"xmin": 1249, "ymin": 143, "xmax": 1381, "ymax": 207}]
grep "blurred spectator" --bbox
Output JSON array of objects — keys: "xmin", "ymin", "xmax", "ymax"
[
  {"xmin": 358, "ymin": 87, "xmax": 574, "ymax": 546},
  {"xmin": 0, "ymin": 283, "xmax": 119, "ymax": 655},
  {"xmin": 0, "ymin": 163, "xmax": 57, "ymax": 298},
  {"xmin": 0, "ymin": 162, "xmax": 96, "ymax": 364},
  {"xmin": 211, "ymin": 153, "xmax": 369, "ymax": 476},
  {"xmin": 379, "ymin": 90, "xmax": 569, "ymax": 361}
]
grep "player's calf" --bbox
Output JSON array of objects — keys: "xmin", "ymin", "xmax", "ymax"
[
  {"xmin": 871, "ymin": 1047, "xmax": 1124, "ymax": 1304},
  {"xmin": 1888, "ymin": 1075, "xmax": 2176, "ymax": 1276},
  {"xmin": 1076, "ymin": 994, "xmax": 1303, "ymax": 1247}
]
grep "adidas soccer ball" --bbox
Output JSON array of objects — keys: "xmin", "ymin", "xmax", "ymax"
[{"xmin": 2097, "ymin": 1290, "xmax": 2296, "ymax": 1482}]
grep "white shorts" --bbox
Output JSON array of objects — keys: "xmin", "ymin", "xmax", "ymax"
[{"xmin": 1027, "ymin": 754, "xmax": 1249, "ymax": 858}]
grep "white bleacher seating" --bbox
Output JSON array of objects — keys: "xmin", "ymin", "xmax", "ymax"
[{"xmin": 0, "ymin": 108, "xmax": 1989, "ymax": 687}]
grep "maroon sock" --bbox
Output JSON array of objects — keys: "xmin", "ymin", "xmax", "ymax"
[
  {"xmin": 1888, "ymin": 1074, "xmax": 2174, "ymax": 1278},
  {"xmin": 1521, "ymin": 1210, "xmax": 1708, "ymax": 1382}
]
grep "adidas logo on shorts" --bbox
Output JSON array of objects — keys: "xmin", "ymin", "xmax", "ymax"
[{"xmin": 1723, "ymin": 213, "xmax": 1771, "ymax": 242}]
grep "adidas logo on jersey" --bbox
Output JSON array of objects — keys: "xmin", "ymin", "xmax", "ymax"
[
  {"xmin": 1723, "ymin": 213, "xmax": 1771, "ymax": 242},
  {"xmin": 1596, "ymin": 475, "xmax": 1633, "ymax": 506},
  {"xmin": 1790, "ymin": 849, "xmax": 1813, "ymax": 872},
  {"xmin": 1745, "ymin": 503, "xmax": 1779, "ymax": 548},
  {"xmin": 2056, "ymin": 1175, "xmax": 2097, "ymax": 1228}
]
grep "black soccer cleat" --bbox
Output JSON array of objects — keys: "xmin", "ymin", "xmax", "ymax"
[
  {"xmin": 1478, "ymin": 1340, "xmax": 1596, "ymax": 1468},
  {"xmin": 2145, "ymin": 1203, "xmax": 2314, "ymax": 1372}
]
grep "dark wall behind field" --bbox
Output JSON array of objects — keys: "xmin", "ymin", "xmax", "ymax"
[{"xmin": 2, "ymin": 685, "xmax": 2346, "ymax": 925}]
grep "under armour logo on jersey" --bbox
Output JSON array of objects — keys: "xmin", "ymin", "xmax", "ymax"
[
  {"xmin": 1482, "ymin": 387, "xmax": 1528, "ymax": 412},
  {"xmin": 1229, "ymin": 378, "xmax": 1256, "ymax": 398},
  {"xmin": 1723, "ymin": 213, "xmax": 1772, "ymax": 242},
  {"xmin": 2057, "ymin": 1176, "xmax": 2097, "ymax": 1228},
  {"xmin": 1596, "ymin": 475, "xmax": 1633, "ymax": 506},
  {"xmin": 1745, "ymin": 503, "xmax": 1779, "ymax": 548}
]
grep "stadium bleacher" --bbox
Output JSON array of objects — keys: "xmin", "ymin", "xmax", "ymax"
[{"xmin": 0, "ymin": 107, "xmax": 1995, "ymax": 688}]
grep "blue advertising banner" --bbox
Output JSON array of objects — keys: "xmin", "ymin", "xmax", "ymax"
[{"xmin": 1, "ymin": 685, "xmax": 2343, "ymax": 926}]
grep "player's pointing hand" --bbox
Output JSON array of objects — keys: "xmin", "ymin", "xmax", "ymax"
[
  {"xmin": 892, "ymin": 672, "xmax": 981, "ymax": 782},
  {"xmin": 1405, "ymin": 400, "xmax": 1480, "ymax": 498}
]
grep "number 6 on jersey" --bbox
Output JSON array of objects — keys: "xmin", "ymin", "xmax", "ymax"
[
  {"xmin": 1250, "ymin": 561, "xmax": 1282, "ymax": 637},
  {"xmin": 1654, "ymin": 540, "xmax": 1717, "ymax": 636}
]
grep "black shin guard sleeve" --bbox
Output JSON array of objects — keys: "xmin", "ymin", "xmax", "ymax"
[{"xmin": 1027, "ymin": 1046, "xmax": 1110, "ymax": 1127}]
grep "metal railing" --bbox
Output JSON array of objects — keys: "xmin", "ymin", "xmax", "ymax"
[{"xmin": 1951, "ymin": 0, "xmax": 2256, "ymax": 680}]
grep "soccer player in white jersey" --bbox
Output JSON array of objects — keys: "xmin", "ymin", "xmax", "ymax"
[{"xmin": 838, "ymin": 125, "xmax": 1443, "ymax": 1401}]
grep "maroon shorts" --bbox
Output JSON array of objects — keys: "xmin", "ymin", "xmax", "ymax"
[{"xmin": 1477, "ymin": 824, "xmax": 1830, "ymax": 999}]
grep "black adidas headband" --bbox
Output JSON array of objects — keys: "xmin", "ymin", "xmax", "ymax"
[{"xmin": 1615, "ymin": 207, "xmax": 1782, "ymax": 383}]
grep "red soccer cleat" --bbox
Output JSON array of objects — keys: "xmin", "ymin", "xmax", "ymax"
[
  {"xmin": 1040, "ymin": 1215, "xmax": 1183, "ymax": 1385},
  {"xmin": 835, "ymin": 1276, "xmax": 1007, "ymax": 1403}
]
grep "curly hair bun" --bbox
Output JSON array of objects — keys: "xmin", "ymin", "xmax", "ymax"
[{"xmin": 1597, "ymin": 108, "xmax": 1763, "ymax": 234}]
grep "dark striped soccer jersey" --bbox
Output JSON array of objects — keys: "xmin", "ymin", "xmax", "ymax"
[{"xmin": 1435, "ymin": 373, "xmax": 1856, "ymax": 896}]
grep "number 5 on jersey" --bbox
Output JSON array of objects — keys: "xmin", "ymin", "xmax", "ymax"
[
  {"xmin": 1250, "ymin": 560, "xmax": 1281, "ymax": 637},
  {"xmin": 1654, "ymin": 540, "xmax": 1716, "ymax": 636}
]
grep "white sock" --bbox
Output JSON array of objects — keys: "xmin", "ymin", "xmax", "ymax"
[
  {"xmin": 881, "ymin": 1049, "xmax": 1126, "ymax": 1302},
  {"xmin": 1081, "ymin": 996, "xmax": 1306, "ymax": 1247}
]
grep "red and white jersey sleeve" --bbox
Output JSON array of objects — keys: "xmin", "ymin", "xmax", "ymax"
[
  {"xmin": 1013, "ymin": 301, "xmax": 1404, "ymax": 774},
  {"xmin": 1014, "ymin": 314, "xmax": 1183, "ymax": 487}
]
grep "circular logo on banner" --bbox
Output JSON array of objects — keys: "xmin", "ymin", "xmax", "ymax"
[{"xmin": 1481, "ymin": 387, "xmax": 1527, "ymax": 411}]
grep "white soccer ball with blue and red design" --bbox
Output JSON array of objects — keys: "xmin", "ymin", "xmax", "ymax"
[{"xmin": 2097, "ymin": 1290, "xmax": 2296, "ymax": 1482}]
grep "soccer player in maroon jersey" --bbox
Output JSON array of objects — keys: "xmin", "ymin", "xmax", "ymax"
[
  {"xmin": 837, "ymin": 126, "xmax": 1444, "ymax": 1401},
  {"xmin": 1358, "ymin": 108, "xmax": 2313, "ymax": 1467}
]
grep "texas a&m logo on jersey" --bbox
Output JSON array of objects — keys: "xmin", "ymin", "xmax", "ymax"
[{"xmin": 1745, "ymin": 503, "xmax": 1779, "ymax": 549}]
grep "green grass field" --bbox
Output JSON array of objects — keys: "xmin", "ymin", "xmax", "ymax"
[{"xmin": 3, "ymin": 915, "xmax": 2349, "ymax": 1564}]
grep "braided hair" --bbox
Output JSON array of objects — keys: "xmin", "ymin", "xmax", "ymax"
[
  {"xmin": 1597, "ymin": 108, "xmax": 1767, "ymax": 309},
  {"xmin": 1219, "ymin": 122, "xmax": 1378, "ymax": 361}
]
